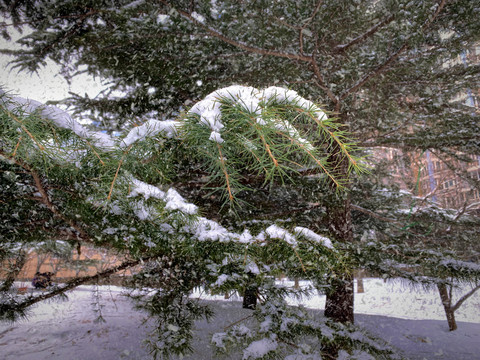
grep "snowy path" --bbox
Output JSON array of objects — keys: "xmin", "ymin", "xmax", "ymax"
[{"xmin": 1, "ymin": 278, "xmax": 479, "ymax": 360}]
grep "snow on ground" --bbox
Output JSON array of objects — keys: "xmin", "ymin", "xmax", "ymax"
[{"xmin": 1, "ymin": 278, "xmax": 479, "ymax": 360}]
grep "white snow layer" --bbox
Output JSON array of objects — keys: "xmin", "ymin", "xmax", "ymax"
[
  {"xmin": 188, "ymin": 85, "xmax": 327, "ymax": 146},
  {"xmin": 2, "ymin": 281, "xmax": 480, "ymax": 360},
  {"xmin": 294, "ymin": 227, "xmax": 333, "ymax": 249},
  {"xmin": 121, "ymin": 119, "xmax": 178, "ymax": 147},
  {"xmin": 0, "ymin": 91, "xmax": 115, "ymax": 149},
  {"xmin": 242, "ymin": 337, "xmax": 278, "ymax": 360}
]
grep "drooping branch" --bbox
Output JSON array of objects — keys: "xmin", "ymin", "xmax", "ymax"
[
  {"xmin": 340, "ymin": 42, "xmax": 409, "ymax": 100},
  {"xmin": 158, "ymin": 1, "xmax": 342, "ymax": 106},
  {"xmin": 12, "ymin": 255, "xmax": 155, "ymax": 312},
  {"xmin": 350, "ymin": 204, "xmax": 398, "ymax": 223}
]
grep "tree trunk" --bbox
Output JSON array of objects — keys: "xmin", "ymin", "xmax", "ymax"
[
  {"xmin": 324, "ymin": 190, "xmax": 355, "ymax": 323},
  {"xmin": 357, "ymin": 278, "xmax": 364, "ymax": 293},
  {"xmin": 242, "ymin": 274, "xmax": 257, "ymax": 310},
  {"xmin": 294, "ymin": 278, "xmax": 300, "ymax": 289},
  {"xmin": 324, "ymin": 276, "xmax": 355, "ymax": 323},
  {"xmin": 356, "ymin": 269, "xmax": 365, "ymax": 293},
  {"xmin": 438, "ymin": 283, "xmax": 457, "ymax": 331}
]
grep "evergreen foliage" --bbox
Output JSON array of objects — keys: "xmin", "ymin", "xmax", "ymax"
[
  {"xmin": 1, "ymin": 0, "xmax": 480, "ymax": 358},
  {"xmin": 0, "ymin": 87, "xmax": 377, "ymax": 358}
]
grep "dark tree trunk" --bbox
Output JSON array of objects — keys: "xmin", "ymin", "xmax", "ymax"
[
  {"xmin": 357, "ymin": 278, "xmax": 364, "ymax": 293},
  {"xmin": 324, "ymin": 277, "xmax": 355, "ymax": 323},
  {"xmin": 356, "ymin": 269, "xmax": 365, "ymax": 293},
  {"xmin": 438, "ymin": 283, "xmax": 457, "ymax": 331},
  {"xmin": 324, "ymin": 190, "xmax": 355, "ymax": 323},
  {"xmin": 242, "ymin": 274, "xmax": 258, "ymax": 310}
]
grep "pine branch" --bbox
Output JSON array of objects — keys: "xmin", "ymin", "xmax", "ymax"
[
  {"xmin": 11, "ymin": 135, "xmax": 22, "ymax": 157},
  {"xmin": 216, "ymin": 143, "xmax": 234, "ymax": 201},
  {"xmin": 3, "ymin": 107, "xmax": 45, "ymax": 150},
  {"xmin": 334, "ymin": 15, "xmax": 395, "ymax": 53},
  {"xmin": 12, "ymin": 255, "xmax": 154, "ymax": 313},
  {"xmin": 340, "ymin": 0, "xmax": 448, "ymax": 100},
  {"xmin": 160, "ymin": 1, "xmax": 311, "ymax": 63},
  {"xmin": 107, "ymin": 145, "xmax": 132, "ymax": 201},
  {"xmin": 451, "ymin": 284, "xmax": 480, "ymax": 312}
]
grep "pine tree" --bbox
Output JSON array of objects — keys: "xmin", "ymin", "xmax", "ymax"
[{"xmin": 1, "ymin": 0, "xmax": 480, "ymax": 351}]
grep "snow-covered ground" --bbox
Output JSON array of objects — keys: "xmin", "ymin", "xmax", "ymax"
[{"xmin": 1, "ymin": 278, "xmax": 479, "ymax": 360}]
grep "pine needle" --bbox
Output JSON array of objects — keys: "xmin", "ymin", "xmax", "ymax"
[
  {"xmin": 12, "ymin": 136, "xmax": 22, "ymax": 157},
  {"xmin": 216, "ymin": 143, "xmax": 234, "ymax": 201},
  {"xmin": 108, "ymin": 145, "xmax": 132, "ymax": 200}
]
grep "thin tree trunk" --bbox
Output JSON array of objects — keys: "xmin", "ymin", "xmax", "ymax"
[
  {"xmin": 357, "ymin": 278, "xmax": 364, "ymax": 293},
  {"xmin": 437, "ymin": 283, "xmax": 457, "ymax": 331}
]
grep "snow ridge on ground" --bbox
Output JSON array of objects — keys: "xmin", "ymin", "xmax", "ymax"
[{"xmin": 1, "ymin": 278, "xmax": 479, "ymax": 360}]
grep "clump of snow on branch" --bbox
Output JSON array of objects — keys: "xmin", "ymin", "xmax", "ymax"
[
  {"xmin": 188, "ymin": 85, "xmax": 327, "ymax": 145},
  {"xmin": 120, "ymin": 119, "xmax": 178, "ymax": 147},
  {"xmin": 242, "ymin": 336, "xmax": 278, "ymax": 360},
  {"xmin": 294, "ymin": 227, "xmax": 333, "ymax": 249},
  {"xmin": 128, "ymin": 178, "xmax": 198, "ymax": 215},
  {"xmin": 266, "ymin": 224, "xmax": 297, "ymax": 246}
]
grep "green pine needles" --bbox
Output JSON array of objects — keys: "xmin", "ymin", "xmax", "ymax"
[
  {"xmin": 180, "ymin": 85, "xmax": 365, "ymax": 208},
  {"xmin": 0, "ymin": 85, "xmax": 369, "ymax": 358}
]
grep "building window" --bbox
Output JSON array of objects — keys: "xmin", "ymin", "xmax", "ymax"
[
  {"xmin": 443, "ymin": 179, "xmax": 455, "ymax": 189},
  {"xmin": 473, "ymin": 190, "xmax": 480, "ymax": 200},
  {"xmin": 469, "ymin": 170, "xmax": 480, "ymax": 180}
]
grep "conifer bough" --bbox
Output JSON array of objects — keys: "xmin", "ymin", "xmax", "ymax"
[{"xmin": 1, "ymin": 86, "xmax": 381, "ymax": 359}]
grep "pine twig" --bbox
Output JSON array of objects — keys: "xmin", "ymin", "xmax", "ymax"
[
  {"xmin": 293, "ymin": 247, "xmax": 307, "ymax": 273},
  {"xmin": 85, "ymin": 140, "xmax": 105, "ymax": 166},
  {"xmin": 108, "ymin": 145, "xmax": 132, "ymax": 200},
  {"xmin": 216, "ymin": 143, "xmax": 234, "ymax": 201},
  {"xmin": 260, "ymin": 135, "xmax": 279, "ymax": 167},
  {"xmin": 12, "ymin": 136, "xmax": 22, "ymax": 157}
]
